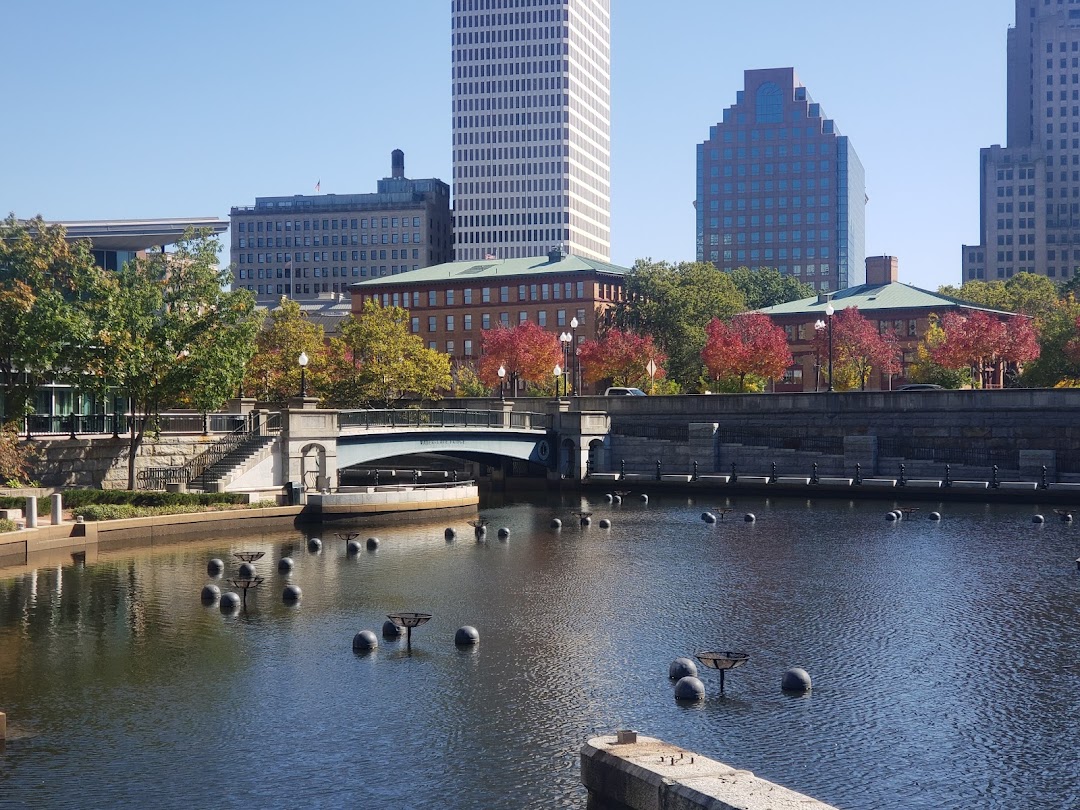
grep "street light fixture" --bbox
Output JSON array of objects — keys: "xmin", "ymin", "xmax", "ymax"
[
  {"xmin": 570, "ymin": 317, "xmax": 580, "ymax": 396},
  {"xmin": 554, "ymin": 363, "xmax": 563, "ymax": 398},
  {"xmin": 824, "ymin": 302, "xmax": 835, "ymax": 392},
  {"xmin": 298, "ymin": 351, "xmax": 309, "ymax": 398},
  {"xmin": 559, "ymin": 331, "xmax": 572, "ymax": 394},
  {"xmin": 497, "ymin": 364, "xmax": 506, "ymax": 401},
  {"xmin": 814, "ymin": 319, "xmax": 826, "ymax": 392}
]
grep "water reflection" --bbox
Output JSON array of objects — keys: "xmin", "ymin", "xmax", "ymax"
[{"xmin": 1, "ymin": 497, "xmax": 1078, "ymax": 809}]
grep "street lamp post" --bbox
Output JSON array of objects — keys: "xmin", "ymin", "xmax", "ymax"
[
  {"xmin": 570, "ymin": 317, "xmax": 579, "ymax": 396},
  {"xmin": 559, "ymin": 331, "xmax": 572, "ymax": 395},
  {"xmin": 497, "ymin": 364, "xmax": 506, "ymax": 401},
  {"xmin": 825, "ymin": 302, "xmax": 833, "ymax": 395},
  {"xmin": 298, "ymin": 351, "xmax": 309, "ymax": 397},
  {"xmin": 814, "ymin": 319, "xmax": 826, "ymax": 392},
  {"xmin": 554, "ymin": 363, "xmax": 563, "ymax": 398}
]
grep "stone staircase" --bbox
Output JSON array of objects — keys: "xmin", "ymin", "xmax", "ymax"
[{"xmin": 187, "ymin": 432, "xmax": 278, "ymax": 492}]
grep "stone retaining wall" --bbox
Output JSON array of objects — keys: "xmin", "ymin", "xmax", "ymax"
[{"xmin": 24, "ymin": 435, "xmax": 217, "ymax": 489}]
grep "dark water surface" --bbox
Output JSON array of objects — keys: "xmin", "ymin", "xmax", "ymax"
[{"xmin": 1, "ymin": 495, "xmax": 1078, "ymax": 809}]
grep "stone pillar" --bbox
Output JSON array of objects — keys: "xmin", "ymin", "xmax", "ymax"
[
  {"xmin": 51, "ymin": 493, "xmax": 63, "ymax": 526},
  {"xmin": 844, "ymin": 436, "xmax": 878, "ymax": 476},
  {"xmin": 688, "ymin": 423, "xmax": 719, "ymax": 473},
  {"xmin": 226, "ymin": 397, "xmax": 258, "ymax": 416},
  {"xmin": 24, "ymin": 496, "xmax": 37, "ymax": 529},
  {"xmin": 280, "ymin": 404, "xmax": 339, "ymax": 497}
]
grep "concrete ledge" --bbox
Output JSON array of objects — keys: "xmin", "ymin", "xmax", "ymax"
[
  {"xmin": 621, "ymin": 473, "xmax": 649, "ymax": 482},
  {"xmin": 776, "ymin": 477, "xmax": 811, "ymax": 485},
  {"xmin": 736, "ymin": 476, "xmax": 770, "ymax": 485},
  {"xmin": 863, "ymin": 479, "xmax": 898, "ymax": 487},
  {"xmin": 1048, "ymin": 482, "xmax": 1080, "ymax": 491},
  {"xmin": 660, "ymin": 474, "xmax": 693, "ymax": 483},
  {"xmin": 905, "ymin": 479, "xmax": 943, "ymax": 488},
  {"xmin": 581, "ymin": 734, "xmax": 839, "ymax": 810},
  {"xmin": 953, "ymin": 480, "xmax": 989, "ymax": 490},
  {"xmin": 589, "ymin": 473, "xmax": 621, "ymax": 481},
  {"xmin": 998, "ymin": 481, "xmax": 1038, "ymax": 491},
  {"xmin": 817, "ymin": 477, "xmax": 853, "ymax": 486},
  {"xmin": 697, "ymin": 475, "xmax": 731, "ymax": 484}
]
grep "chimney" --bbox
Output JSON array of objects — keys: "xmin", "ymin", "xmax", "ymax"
[
  {"xmin": 391, "ymin": 149, "xmax": 405, "ymax": 179},
  {"xmin": 547, "ymin": 245, "xmax": 565, "ymax": 263},
  {"xmin": 865, "ymin": 256, "xmax": 898, "ymax": 285}
]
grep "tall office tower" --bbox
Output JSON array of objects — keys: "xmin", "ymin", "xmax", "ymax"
[
  {"xmin": 963, "ymin": 1, "xmax": 1080, "ymax": 283},
  {"xmin": 696, "ymin": 68, "xmax": 866, "ymax": 292},
  {"xmin": 451, "ymin": 0, "xmax": 611, "ymax": 263}
]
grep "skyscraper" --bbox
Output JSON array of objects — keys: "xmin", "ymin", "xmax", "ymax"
[
  {"xmin": 963, "ymin": 0, "xmax": 1080, "ymax": 283},
  {"xmin": 450, "ymin": 0, "xmax": 611, "ymax": 263},
  {"xmin": 696, "ymin": 68, "xmax": 866, "ymax": 293}
]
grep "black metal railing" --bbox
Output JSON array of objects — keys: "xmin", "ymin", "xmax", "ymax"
[
  {"xmin": 878, "ymin": 438, "xmax": 1018, "ymax": 469},
  {"xmin": 610, "ymin": 424, "xmax": 690, "ymax": 442},
  {"xmin": 718, "ymin": 431, "xmax": 844, "ymax": 456},
  {"xmin": 24, "ymin": 412, "xmax": 248, "ymax": 437},
  {"xmin": 338, "ymin": 409, "xmax": 551, "ymax": 431}
]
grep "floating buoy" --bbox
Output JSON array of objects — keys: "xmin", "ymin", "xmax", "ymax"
[
  {"xmin": 550, "ymin": 518, "xmax": 562, "ymax": 529},
  {"xmin": 929, "ymin": 512, "xmax": 942, "ymax": 521},
  {"xmin": 674, "ymin": 676, "xmax": 705, "ymax": 702},
  {"xmin": 598, "ymin": 519, "xmax": 611, "ymax": 529},
  {"xmin": 668, "ymin": 658, "xmax": 697, "ymax": 680},
  {"xmin": 366, "ymin": 537, "xmax": 380, "ymax": 550},
  {"xmin": 454, "ymin": 626, "xmax": 480, "ymax": 646},
  {"xmin": 200, "ymin": 584, "xmax": 220, "ymax": 604},
  {"xmin": 346, "ymin": 540, "xmax": 362, "ymax": 555},
  {"xmin": 207, "ymin": 558, "xmax": 224, "ymax": 577},
  {"xmin": 382, "ymin": 620, "xmax": 404, "ymax": 639},
  {"xmin": 497, "ymin": 527, "xmax": 510, "ymax": 539},
  {"xmin": 886, "ymin": 512, "xmax": 897, "ymax": 522},
  {"xmin": 701, "ymin": 512, "xmax": 716, "ymax": 524},
  {"xmin": 613, "ymin": 495, "xmax": 622, "ymax": 504},
  {"xmin": 352, "ymin": 630, "xmax": 378, "ymax": 652},
  {"xmin": 444, "ymin": 528, "xmax": 457, "ymax": 540},
  {"xmin": 1033, "ymin": 514, "xmax": 1045, "ymax": 524},
  {"xmin": 277, "ymin": 557, "xmax": 294, "ymax": 573},
  {"xmin": 640, "ymin": 494, "xmax": 649, "ymax": 504},
  {"xmin": 307, "ymin": 537, "xmax": 322, "ymax": 552},
  {"xmin": 781, "ymin": 667, "xmax": 812, "ymax": 693},
  {"xmin": 744, "ymin": 513, "xmax": 756, "ymax": 523},
  {"xmin": 282, "ymin": 584, "xmax": 302, "ymax": 604},
  {"xmin": 237, "ymin": 562, "xmax": 256, "ymax": 579},
  {"xmin": 219, "ymin": 592, "xmax": 241, "ymax": 612}
]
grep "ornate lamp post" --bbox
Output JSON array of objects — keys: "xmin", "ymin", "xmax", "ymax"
[
  {"xmin": 570, "ymin": 317, "xmax": 580, "ymax": 396},
  {"xmin": 825, "ymin": 302, "xmax": 834, "ymax": 392},
  {"xmin": 298, "ymin": 351, "xmax": 309, "ymax": 397},
  {"xmin": 814, "ymin": 319, "xmax": 826, "ymax": 392},
  {"xmin": 497, "ymin": 364, "xmax": 506, "ymax": 401},
  {"xmin": 554, "ymin": 363, "xmax": 563, "ymax": 398},
  {"xmin": 559, "ymin": 331, "xmax": 572, "ymax": 394}
]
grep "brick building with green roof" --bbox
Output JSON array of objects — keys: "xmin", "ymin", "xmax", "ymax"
[{"xmin": 758, "ymin": 258, "xmax": 1017, "ymax": 392}]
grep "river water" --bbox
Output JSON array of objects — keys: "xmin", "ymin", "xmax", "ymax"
[{"xmin": 0, "ymin": 494, "xmax": 1078, "ymax": 809}]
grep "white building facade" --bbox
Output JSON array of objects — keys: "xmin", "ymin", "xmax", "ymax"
[{"xmin": 451, "ymin": 0, "xmax": 611, "ymax": 263}]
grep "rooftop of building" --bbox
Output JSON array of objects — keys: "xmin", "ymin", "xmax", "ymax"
[
  {"xmin": 350, "ymin": 250, "xmax": 631, "ymax": 289},
  {"xmin": 50, "ymin": 217, "xmax": 228, "ymax": 251},
  {"xmin": 757, "ymin": 281, "xmax": 1018, "ymax": 317}
]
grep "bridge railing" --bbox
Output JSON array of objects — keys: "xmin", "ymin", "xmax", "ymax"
[{"xmin": 338, "ymin": 409, "xmax": 551, "ymax": 431}]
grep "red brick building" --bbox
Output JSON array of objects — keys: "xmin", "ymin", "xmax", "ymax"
[{"xmin": 349, "ymin": 249, "xmax": 631, "ymax": 392}]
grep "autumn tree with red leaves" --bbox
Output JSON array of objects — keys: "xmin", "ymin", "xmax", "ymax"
[
  {"xmin": 478, "ymin": 322, "xmax": 562, "ymax": 395},
  {"xmin": 931, "ymin": 310, "xmax": 1039, "ymax": 387},
  {"xmin": 577, "ymin": 328, "xmax": 666, "ymax": 390},
  {"xmin": 830, "ymin": 306, "xmax": 902, "ymax": 391},
  {"xmin": 701, "ymin": 313, "xmax": 792, "ymax": 392}
]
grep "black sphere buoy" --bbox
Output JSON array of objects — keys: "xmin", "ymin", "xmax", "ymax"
[
  {"xmin": 613, "ymin": 495, "xmax": 622, "ymax": 504},
  {"xmin": 668, "ymin": 657, "xmax": 697, "ymax": 680},
  {"xmin": 237, "ymin": 562, "xmax": 256, "ymax": 579},
  {"xmin": 219, "ymin": 592, "xmax": 241, "ymax": 613},
  {"xmin": 640, "ymin": 494, "xmax": 649, "ymax": 503},
  {"xmin": 352, "ymin": 630, "xmax": 378, "ymax": 652},
  {"xmin": 277, "ymin": 557, "xmax": 294, "ymax": 573},
  {"xmin": 1063, "ymin": 513, "xmax": 1074, "ymax": 523},
  {"xmin": 200, "ymin": 584, "xmax": 221, "ymax": 604},
  {"xmin": 598, "ymin": 519, "xmax": 611, "ymax": 529},
  {"xmin": 604, "ymin": 493, "xmax": 613, "ymax": 502},
  {"xmin": 444, "ymin": 527, "xmax": 457, "ymax": 540},
  {"xmin": 673, "ymin": 676, "xmax": 705, "ymax": 702},
  {"xmin": 346, "ymin": 540, "xmax": 362, "ymax": 555},
  {"xmin": 1033, "ymin": 514, "xmax": 1045, "ymax": 524},
  {"xmin": 454, "ymin": 625, "xmax": 480, "ymax": 646},
  {"xmin": 207, "ymin": 558, "xmax": 224, "ymax": 577},
  {"xmin": 497, "ymin": 527, "xmax": 510, "ymax": 539},
  {"xmin": 551, "ymin": 518, "xmax": 562, "ymax": 529},
  {"xmin": 282, "ymin": 584, "xmax": 302, "ymax": 604},
  {"xmin": 382, "ymin": 620, "xmax": 404, "ymax": 639},
  {"xmin": 580, "ymin": 516, "xmax": 592, "ymax": 526},
  {"xmin": 781, "ymin": 667, "xmax": 813, "ymax": 693},
  {"xmin": 701, "ymin": 512, "xmax": 716, "ymax": 524},
  {"xmin": 744, "ymin": 513, "xmax": 756, "ymax": 523},
  {"xmin": 366, "ymin": 537, "xmax": 380, "ymax": 550},
  {"xmin": 886, "ymin": 512, "xmax": 897, "ymax": 522},
  {"xmin": 307, "ymin": 537, "xmax": 322, "ymax": 552},
  {"xmin": 929, "ymin": 512, "xmax": 941, "ymax": 521}
]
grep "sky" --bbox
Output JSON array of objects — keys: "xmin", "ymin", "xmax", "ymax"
[{"xmin": 2, "ymin": 0, "xmax": 1016, "ymax": 292}]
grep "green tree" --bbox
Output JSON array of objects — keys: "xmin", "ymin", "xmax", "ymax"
[
  {"xmin": 91, "ymin": 231, "xmax": 259, "ymax": 488},
  {"xmin": 616, "ymin": 259, "xmax": 745, "ymax": 389},
  {"xmin": 450, "ymin": 362, "xmax": 490, "ymax": 397},
  {"xmin": 1020, "ymin": 295, "xmax": 1080, "ymax": 387},
  {"xmin": 906, "ymin": 315, "xmax": 971, "ymax": 389},
  {"xmin": 0, "ymin": 215, "xmax": 105, "ymax": 424},
  {"xmin": 939, "ymin": 272, "xmax": 1058, "ymax": 319},
  {"xmin": 727, "ymin": 266, "xmax": 814, "ymax": 310},
  {"xmin": 242, "ymin": 298, "xmax": 329, "ymax": 403},
  {"xmin": 324, "ymin": 300, "xmax": 451, "ymax": 407}
]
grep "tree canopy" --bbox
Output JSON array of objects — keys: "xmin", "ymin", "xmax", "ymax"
[
  {"xmin": 242, "ymin": 298, "xmax": 329, "ymax": 403},
  {"xmin": 578, "ymin": 328, "xmax": 667, "ymax": 390},
  {"xmin": 477, "ymin": 322, "xmax": 562, "ymax": 395},
  {"xmin": 701, "ymin": 313, "xmax": 792, "ymax": 392}
]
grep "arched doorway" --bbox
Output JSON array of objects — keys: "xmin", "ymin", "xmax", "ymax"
[{"xmin": 301, "ymin": 443, "xmax": 328, "ymax": 492}]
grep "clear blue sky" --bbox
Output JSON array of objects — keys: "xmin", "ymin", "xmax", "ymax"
[{"xmin": 2, "ymin": 0, "xmax": 1014, "ymax": 291}]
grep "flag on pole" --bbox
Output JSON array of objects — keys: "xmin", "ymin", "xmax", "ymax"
[{"xmin": 315, "ymin": 180, "xmax": 321, "ymax": 193}]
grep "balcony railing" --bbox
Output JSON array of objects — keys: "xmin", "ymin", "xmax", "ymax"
[
  {"xmin": 22, "ymin": 412, "xmax": 251, "ymax": 437},
  {"xmin": 338, "ymin": 409, "xmax": 551, "ymax": 431}
]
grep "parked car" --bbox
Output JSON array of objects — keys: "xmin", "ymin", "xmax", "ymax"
[
  {"xmin": 897, "ymin": 383, "xmax": 944, "ymax": 391},
  {"xmin": 604, "ymin": 387, "xmax": 647, "ymax": 396}
]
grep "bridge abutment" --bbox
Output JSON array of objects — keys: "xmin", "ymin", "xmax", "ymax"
[{"xmin": 281, "ymin": 398, "xmax": 339, "ymax": 498}]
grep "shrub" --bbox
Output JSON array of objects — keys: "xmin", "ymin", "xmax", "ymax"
[
  {"xmin": 75, "ymin": 500, "xmax": 274, "ymax": 522},
  {"xmin": 62, "ymin": 490, "xmax": 247, "ymax": 509},
  {"xmin": 0, "ymin": 518, "xmax": 17, "ymax": 533}
]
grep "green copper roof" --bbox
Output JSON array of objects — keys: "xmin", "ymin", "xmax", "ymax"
[
  {"xmin": 756, "ymin": 282, "xmax": 1018, "ymax": 317},
  {"xmin": 350, "ymin": 252, "xmax": 630, "ymax": 288}
]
